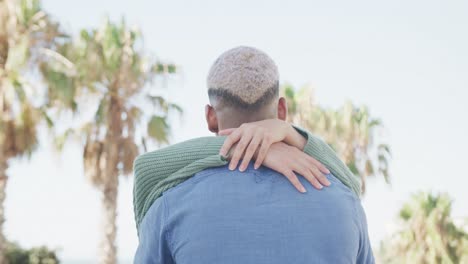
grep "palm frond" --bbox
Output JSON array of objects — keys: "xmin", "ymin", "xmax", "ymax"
[
  {"xmin": 147, "ymin": 115, "xmax": 169, "ymax": 144},
  {"xmin": 280, "ymin": 84, "xmax": 391, "ymax": 194}
]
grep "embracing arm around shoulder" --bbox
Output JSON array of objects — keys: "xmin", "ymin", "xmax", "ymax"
[{"xmin": 133, "ymin": 119, "xmax": 361, "ymax": 231}]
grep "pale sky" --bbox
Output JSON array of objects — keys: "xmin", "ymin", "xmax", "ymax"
[{"xmin": 5, "ymin": 0, "xmax": 468, "ymax": 263}]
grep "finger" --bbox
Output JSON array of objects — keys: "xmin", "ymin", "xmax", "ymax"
[
  {"xmin": 219, "ymin": 129, "xmax": 242, "ymax": 157},
  {"xmin": 218, "ymin": 128, "xmax": 236, "ymax": 136},
  {"xmin": 229, "ymin": 134, "xmax": 253, "ymax": 170},
  {"xmin": 308, "ymin": 156, "xmax": 330, "ymax": 174},
  {"xmin": 254, "ymin": 136, "xmax": 272, "ymax": 169},
  {"xmin": 284, "ymin": 170, "xmax": 307, "ymax": 193},
  {"xmin": 239, "ymin": 133, "xmax": 262, "ymax": 171},
  {"xmin": 310, "ymin": 165, "xmax": 331, "ymax": 186},
  {"xmin": 297, "ymin": 166, "xmax": 323, "ymax": 190},
  {"xmin": 297, "ymin": 157, "xmax": 328, "ymax": 188}
]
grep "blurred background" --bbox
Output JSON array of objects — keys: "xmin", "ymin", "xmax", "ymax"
[{"xmin": 1, "ymin": 0, "xmax": 467, "ymax": 263}]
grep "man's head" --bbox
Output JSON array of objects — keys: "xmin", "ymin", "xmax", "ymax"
[{"xmin": 205, "ymin": 46, "xmax": 288, "ymax": 133}]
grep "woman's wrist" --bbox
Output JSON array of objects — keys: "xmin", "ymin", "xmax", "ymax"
[{"xmin": 284, "ymin": 124, "xmax": 307, "ymax": 150}]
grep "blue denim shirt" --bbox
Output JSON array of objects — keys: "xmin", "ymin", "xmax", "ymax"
[{"xmin": 135, "ymin": 164, "xmax": 374, "ymax": 264}]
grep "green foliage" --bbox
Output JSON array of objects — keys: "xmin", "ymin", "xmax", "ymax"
[
  {"xmin": 5, "ymin": 36, "xmax": 29, "ymax": 71},
  {"xmin": 2, "ymin": 2, "xmax": 181, "ymax": 263},
  {"xmin": 380, "ymin": 192, "xmax": 468, "ymax": 264},
  {"xmin": 281, "ymin": 84, "xmax": 391, "ymax": 193},
  {"xmin": 6, "ymin": 242, "xmax": 59, "ymax": 264},
  {"xmin": 16, "ymin": 0, "xmax": 42, "ymax": 26},
  {"xmin": 40, "ymin": 17, "xmax": 181, "ymax": 263},
  {"xmin": 0, "ymin": 0, "xmax": 63, "ymax": 159},
  {"xmin": 147, "ymin": 115, "xmax": 169, "ymax": 143},
  {"xmin": 0, "ymin": 1, "xmax": 66, "ymax": 262},
  {"xmin": 42, "ymin": 17, "xmax": 182, "ymax": 185}
]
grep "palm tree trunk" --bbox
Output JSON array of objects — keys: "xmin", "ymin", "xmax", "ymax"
[
  {"xmin": 100, "ymin": 174, "xmax": 119, "ymax": 264},
  {"xmin": 100, "ymin": 96, "xmax": 122, "ymax": 264},
  {"xmin": 0, "ymin": 157, "xmax": 8, "ymax": 264},
  {"xmin": 100, "ymin": 140, "xmax": 120, "ymax": 264}
]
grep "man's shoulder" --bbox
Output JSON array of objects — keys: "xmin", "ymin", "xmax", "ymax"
[
  {"xmin": 162, "ymin": 164, "xmax": 358, "ymax": 205},
  {"xmin": 162, "ymin": 165, "xmax": 235, "ymax": 195},
  {"xmin": 160, "ymin": 165, "xmax": 271, "ymax": 207}
]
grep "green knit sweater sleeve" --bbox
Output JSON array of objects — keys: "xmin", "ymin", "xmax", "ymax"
[
  {"xmin": 133, "ymin": 136, "xmax": 228, "ymax": 232},
  {"xmin": 293, "ymin": 125, "xmax": 362, "ymax": 196},
  {"xmin": 133, "ymin": 126, "xmax": 362, "ymax": 233}
]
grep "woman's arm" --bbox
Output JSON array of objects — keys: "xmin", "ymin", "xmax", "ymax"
[
  {"xmin": 218, "ymin": 119, "xmax": 361, "ymax": 196},
  {"xmin": 133, "ymin": 136, "xmax": 227, "ymax": 230},
  {"xmin": 293, "ymin": 125, "xmax": 361, "ymax": 197},
  {"xmin": 133, "ymin": 122, "xmax": 361, "ymax": 232},
  {"xmin": 133, "ymin": 132, "xmax": 315, "ymax": 230}
]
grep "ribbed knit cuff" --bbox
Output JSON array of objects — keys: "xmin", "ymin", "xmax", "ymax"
[{"xmin": 292, "ymin": 125, "xmax": 362, "ymax": 197}]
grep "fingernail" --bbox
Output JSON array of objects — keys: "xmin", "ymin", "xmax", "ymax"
[
  {"xmin": 254, "ymin": 164, "xmax": 259, "ymax": 169},
  {"xmin": 325, "ymin": 169, "xmax": 330, "ymax": 174},
  {"xmin": 239, "ymin": 166, "xmax": 245, "ymax": 172},
  {"xmin": 300, "ymin": 187, "xmax": 307, "ymax": 193},
  {"xmin": 229, "ymin": 164, "xmax": 235, "ymax": 170},
  {"xmin": 318, "ymin": 184, "xmax": 323, "ymax": 189}
]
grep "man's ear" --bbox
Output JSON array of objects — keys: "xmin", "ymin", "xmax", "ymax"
[
  {"xmin": 277, "ymin": 97, "xmax": 288, "ymax": 121},
  {"xmin": 205, "ymin": 104, "xmax": 219, "ymax": 134}
]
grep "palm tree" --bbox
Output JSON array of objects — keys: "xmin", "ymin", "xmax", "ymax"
[
  {"xmin": 0, "ymin": 0, "xmax": 62, "ymax": 262},
  {"xmin": 282, "ymin": 84, "xmax": 391, "ymax": 194},
  {"xmin": 380, "ymin": 192, "xmax": 468, "ymax": 263},
  {"xmin": 42, "ymin": 18, "xmax": 180, "ymax": 264}
]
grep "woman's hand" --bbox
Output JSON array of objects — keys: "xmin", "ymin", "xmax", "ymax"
[
  {"xmin": 262, "ymin": 142, "xmax": 331, "ymax": 192},
  {"xmin": 219, "ymin": 119, "xmax": 310, "ymax": 171}
]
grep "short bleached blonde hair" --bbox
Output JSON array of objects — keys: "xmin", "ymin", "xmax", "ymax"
[{"xmin": 207, "ymin": 46, "xmax": 279, "ymax": 109}]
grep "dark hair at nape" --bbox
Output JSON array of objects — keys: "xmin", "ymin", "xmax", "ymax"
[{"xmin": 208, "ymin": 82, "xmax": 279, "ymax": 110}]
